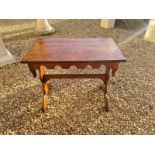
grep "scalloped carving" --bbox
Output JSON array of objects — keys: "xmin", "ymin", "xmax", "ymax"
[
  {"xmin": 43, "ymin": 63, "xmax": 105, "ymax": 70},
  {"xmin": 43, "ymin": 64, "xmax": 106, "ymax": 75},
  {"xmin": 28, "ymin": 62, "xmax": 119, "ymax": 77}
]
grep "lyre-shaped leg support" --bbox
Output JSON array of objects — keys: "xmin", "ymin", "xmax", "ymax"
[{"xmin": 103, "ymin": 63, "xmax": 119, "ymax": 112}]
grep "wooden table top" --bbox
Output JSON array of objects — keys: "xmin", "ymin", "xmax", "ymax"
[{"xmin": 21, "ymin": 38, "xmax": 126, "ymax": 63}]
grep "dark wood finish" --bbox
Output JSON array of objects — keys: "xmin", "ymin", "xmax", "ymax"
[
  {"xmin": 43, "ymin": 74, "xmax": 106, "ymax": 83},
  {"xmin": 21, "ymin": 38, "xmax": 126, "ymax": 63},
  {"xmin": 21, "ymin": 38, "xmax": 126, "ymax": 112}
]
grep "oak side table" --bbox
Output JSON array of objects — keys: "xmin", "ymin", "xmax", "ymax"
[{"xmin": 21, "ymin": 38, "xmax": 126, "ymax": 112}]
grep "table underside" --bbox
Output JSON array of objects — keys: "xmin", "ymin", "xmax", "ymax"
[{"xmin": 26, "ymin": 61, "xmax": 119, "ymax": 112}]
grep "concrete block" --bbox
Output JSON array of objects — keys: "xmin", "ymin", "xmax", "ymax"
[
  {"xmin": 0, "ymin": 34, "xmax": 15, "ymax": 67},
  {"xmin": 36, "ymin": 19, "xmax": 55, "ymax": 35},
  {"xmin": 144, "ymin": 19, "xmax": 155, "ymax": 43},
  {"xmin": 101, "ymin": 19, "xmax": 115, "ymax": 29}
]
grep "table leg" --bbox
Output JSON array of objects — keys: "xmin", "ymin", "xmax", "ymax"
[
  {"xmin": 28, "ymin": 64, "xmax": 37, "ymax": 77},
  {"xmin": 104, "ymin": 67, "xmax": 110, "ymax": 112},
  {"xmin": 42, "ymin": 83, "xmax": 49, "ymax": 112},
  {"xmin": 39, "ymin": 66, "xmax": 49, "ymax": 112}
]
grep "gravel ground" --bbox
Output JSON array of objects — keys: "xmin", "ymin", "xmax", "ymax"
[{"xmin": 0, "ymin": 19, "xmax": 155, "ymax": 135}]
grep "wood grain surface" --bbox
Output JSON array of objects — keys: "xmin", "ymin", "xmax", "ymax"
[{"xmin": 21, "ymin": 38, "xmax": 126, "ymax": 63}]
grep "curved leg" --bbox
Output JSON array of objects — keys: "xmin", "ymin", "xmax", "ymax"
[
  {"xmin": 104, "ymin": 67, "xmax": 110, "ymax": 112},
  {"xmin": 42, "ymin": 83, "xmax": 49, "ymax": 112},
  {"xmin": 39, "ymin": 66, "xmax": 49, "ymax": 112},
  {"xmin": 104, "ymin": 94, "xmax": 109, "ymax": 112}
]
